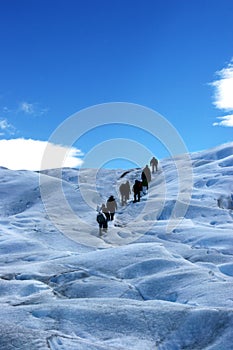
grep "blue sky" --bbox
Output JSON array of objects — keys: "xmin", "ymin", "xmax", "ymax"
[{"xmin": 0, "ymin": 0, "xmax": 232, "ymax": 170}]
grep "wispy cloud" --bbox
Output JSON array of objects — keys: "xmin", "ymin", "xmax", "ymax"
[
  {"xmin": 0, "ymin": 139, "xmax": 83, "ymax": 171},
  {"xmin": 0, "ymin": 118, "xmax": 16, "ymax": 136},
  {"xmin": 213, "ymin": 114, "xmax": 233, "ymax": 127},
  {"xmin": 19, "ymin": 101, "xmax": 48, "ymax": 116},
  {"xmin": 2, "ymin": 106, "xmax": 11, "ymax": 113},
  {"xmin": 0, "ymin": 119, "xmax": 10, "ymax": 130},
  {"xmin": 20, "ymin": 102, "xmax": 35, "ymax": 114},
  {"xmin": 1, "ymin": 101, "xmax": 48, "ymax": 118},
  {"xmin": 211, "ymin": 59, "xmax": 233, "ymax": 127}
]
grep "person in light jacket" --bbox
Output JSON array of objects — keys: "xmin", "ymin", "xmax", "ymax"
[{"xmin": 106, "ymin": 195, "xmax": 117, "ymax": 220}]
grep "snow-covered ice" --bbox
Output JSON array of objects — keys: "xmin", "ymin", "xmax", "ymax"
[{"xmin": 0, "ymin": 143, "xmax": 233, "ymax": 349}]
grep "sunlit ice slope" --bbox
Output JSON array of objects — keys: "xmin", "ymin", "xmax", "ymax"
[{"xmin": 0, "ymin": 142, "xmax": 233, "ymax": 349}]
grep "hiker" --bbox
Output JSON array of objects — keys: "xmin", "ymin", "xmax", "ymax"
[
  {"xmin": 96, "ymin": 208, "xmax": 108, "ymax": 236},
  {"xmin": 119, "ymin": 180, "xmax": 131, "ymax": 205},
  {"xmin": 141, "ymin": 165, "xmax": 151, "ymax": 195},
  {"xmin": 132, "ymin": 180, "xmax": 142, "ymax": 203},
  {"xmin": 101, "ymin": 203, "xmax": 110, "ymax": 221},
  {"xmin": 142, "ymin": 165, "xmax": 152, "ymax": 183},
  {"xmin": 150, "ymin": 157, "xmax": 158, "ymax": 173},
  {"xmin": 141, "ymin": 171, "xmax": 148, "ymax": 194},
  {"xmin": 106, "ymin": 195, "xmax": 117, "ymax": 220}
]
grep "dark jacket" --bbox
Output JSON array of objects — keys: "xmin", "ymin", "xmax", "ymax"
[{"xmin": 133, "ymin": 180, "xmax": 142, "ymax": 194}]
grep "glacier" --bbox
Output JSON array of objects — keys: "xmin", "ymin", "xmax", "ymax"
[{"xmin": 0, "ymin": 143, "xmax": 233, "ymax": 349}]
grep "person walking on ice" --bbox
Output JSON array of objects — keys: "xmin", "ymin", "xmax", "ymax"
[
  {"xmin": 141, "ymin": 171, "xmax": 148, "ymax": 194},
  {"xmin": 106, "ymin": 195, "xmax": 117, "ymax": 220},
  {"xmin": 96, "ymin": 206, "xmax": 108, "ymax": 236},
  {"xmin": 150, "ymin": 156, "xmax": 158, "ymax": 173},
  {"xmin": 141, "ymin": 165, "xmax": 151, "ymax": 194},
  {"xmin": 132, "ymin": 180, "xmax": 142, "ymax": 203},
  {"xmin": 142, "ymin": 164, "xmax": 152, "ymax": 183},
  {"xmin": 119, "ymin": 180, "xmax": 131, "ymax": 205}
]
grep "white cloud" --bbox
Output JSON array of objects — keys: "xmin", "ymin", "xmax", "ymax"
[
  {"xmin": 212, "ymin": 63, "xmax": 233, "ymax": 110},
  {"xmin": 0, "ymin": 119, "xmax": 10, "ymax": 130},
  {"xmin": 0, "ymin": 139, "xmax": 83, "ymax": 171},
  {"xmin": 20, "ymin": 102, "xmax": 35, "ymax": 114},
  {"xmin": 213, "ymin": 114, "xmax": 233, "ymax": 127},
  {"xmin": 211, "ymin": 59, "xmax": 233, "ymax": 127},
  {"xmin": 0, "ymin": 118, "xmax": 15, "ymax": 135},
  {"xmin": 19, "ymin": 102, "xmax": 48, "ymax": 116}
]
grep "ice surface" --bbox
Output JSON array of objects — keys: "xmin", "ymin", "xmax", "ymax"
[{"xmin": 0, "ymin": 142, "xmax": 233, "ymax": 349}]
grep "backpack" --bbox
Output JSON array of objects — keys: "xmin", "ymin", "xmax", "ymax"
[{"xmin": 96, "ymin": 212, "xmax": 106, "ymax": 224}]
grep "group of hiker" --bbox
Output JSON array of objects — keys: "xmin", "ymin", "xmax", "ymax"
[
  {"xmin": 132, "ymin": 164, "xmax": 151, "ymax": 203},
  {"xmin": 96, "ymin": 156, "xmax": 158, "ymax": 235},
  {"xmin": 96, "ymin": 195, "xmax": 118, "ymax": 234}
]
